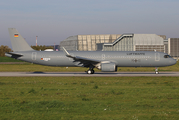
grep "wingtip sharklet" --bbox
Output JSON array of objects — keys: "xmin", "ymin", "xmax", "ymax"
[{"xmin": 62, "ymin": 47, "xmax": 70, "ymax": 56}]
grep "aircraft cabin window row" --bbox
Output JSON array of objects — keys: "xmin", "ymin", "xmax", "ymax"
[
  {"xmin": 81, "ymin": 56, "xmax": 151, "ymax": 59},
  {"xmin": 40, "ymin": 56, "xmax": 151, "ymax": 59}
]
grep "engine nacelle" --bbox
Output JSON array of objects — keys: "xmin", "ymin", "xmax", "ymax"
[{"xmin": 101, "ymin": 63, "xmax": 117, "ymax": 72}]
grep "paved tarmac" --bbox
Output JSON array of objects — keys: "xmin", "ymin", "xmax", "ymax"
[{"xmin": 0, "ymin": 72, "xmax": 179, "ymax": 77}]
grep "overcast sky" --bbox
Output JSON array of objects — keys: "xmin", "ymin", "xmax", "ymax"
[{"xmin": 1, "ymin": 0, "xmax": 179, "ymax": 48}]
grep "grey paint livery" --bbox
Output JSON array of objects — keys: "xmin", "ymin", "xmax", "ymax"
[{"xmin": 6, "ymin": 28, "xmax": 176, "ymax": 74}]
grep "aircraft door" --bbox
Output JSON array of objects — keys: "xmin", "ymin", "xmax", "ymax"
[
  {"xmin": 32, "ymin": 52, "xmax": 37, "ymax": 61},
  {"xmin": 155, "ymin": 53, "xmax": 160, "ymax": 61}
]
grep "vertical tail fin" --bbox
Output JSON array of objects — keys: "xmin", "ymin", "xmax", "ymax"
[{"xmin": 8, "ymin": 28, "xmax": 34, "ymax": 51}]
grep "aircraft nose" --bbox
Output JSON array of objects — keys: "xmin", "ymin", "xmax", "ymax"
[
  {"xmin": 170, "ymin": 59, "xmax": 177, "ymax": 65},
  {"xmin": 174, "ymin": 59, "xmax": 177, "ymax": 64}
]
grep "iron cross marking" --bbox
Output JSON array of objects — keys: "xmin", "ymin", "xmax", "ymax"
[{"xmin": 132, "ymin": 59, "xmax": 138, "ymax": 63}]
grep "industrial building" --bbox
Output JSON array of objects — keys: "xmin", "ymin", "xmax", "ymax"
[
  {"xmin": 60, "ymin": 34, "xmax": 121, "ymax": 51},
  {"xmin": 59, "ymin": 34, "xmax": 179, "ymax": 59},
  {"xmin": 168, "ymin": 38, "xmax": 179, "ymax": 59},
  {"xmin": 60, "ymin": 34, "xmax": 165, "ymax": 52}
]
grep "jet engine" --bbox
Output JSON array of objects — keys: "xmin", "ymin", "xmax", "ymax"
[{"xmin": 100, "ymin": 63, "xmax": 117, "ymax": 72}]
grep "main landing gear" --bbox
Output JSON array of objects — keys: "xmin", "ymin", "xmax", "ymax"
[
  {"xmin": 155, "ymin": 67, "xmax": 159, "ymax": 74},
  {"xmin": 86, "ymin": 66, "xmax": 95, "ymax": 74},
  {"xmin": 86, "ymin": 69, "xmax": 95, "ymax": 74}
]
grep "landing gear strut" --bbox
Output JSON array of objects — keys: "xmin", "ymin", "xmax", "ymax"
[
  {"xmin": 155, "ymin": 67, "xmax": 159, "ymax": 74},
  {"xmin": 86, "ymin": 66, "xmax": 95, "ymax": 74}
]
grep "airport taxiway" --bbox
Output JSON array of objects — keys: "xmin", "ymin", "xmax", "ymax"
[{"xmin": 0, "ymin": 72, "xmax": 179, "ymax": 77}]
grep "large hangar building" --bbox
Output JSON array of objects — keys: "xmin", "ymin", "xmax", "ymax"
[
  {"xmin": 60, "ymin": 34, "xmax": 121, "ymax": 51},
  {"xmin": 59, "ymin": 34, "xmax": 179, "ymax": 59},
  {"xmin": 60, "ymin": 34, "xmax": 165, "ymax": 52}
]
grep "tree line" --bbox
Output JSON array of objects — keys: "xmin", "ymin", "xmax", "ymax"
[
  {"xmin": 0, "ymin": 45, "xmax": 12, "ymax": 57},
  {"xmin": 30, "ymin": 45, "xmax": 54, "ymax": 51},
  {"xmin": 0, "ymin": 45, "xmax": 54, "ymax": 57}
]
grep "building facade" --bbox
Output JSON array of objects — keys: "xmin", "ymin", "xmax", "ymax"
[
  {"xmin": 60, "ymin": 34, "xmax": 165, "ymax": 52},
  {"xmin": 59, "ymin": 33, "xmax": 179, "ymax": 59},
  {"xmin": 60, "ymin": 34, "xmax": 121, "ymax": 51},
  {"xmin": 168, "ymin": 38, "xmax": 179, "ymax": 59}
]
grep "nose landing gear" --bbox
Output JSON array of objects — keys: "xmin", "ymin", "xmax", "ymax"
[{"xmin": 155, "ymin": 67, "xmax": 159, "ymax": 74}]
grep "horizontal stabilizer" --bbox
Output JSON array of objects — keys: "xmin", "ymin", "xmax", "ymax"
[{"xmin": 5, "ymin": 52, "xmax": 23, "ymax": 58}]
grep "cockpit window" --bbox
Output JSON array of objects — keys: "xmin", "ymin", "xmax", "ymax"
[{"xmin": 164, "ymin": 55, "xmax": 171, "ymax": 58}]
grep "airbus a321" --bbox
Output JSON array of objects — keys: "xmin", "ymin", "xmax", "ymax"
[{"xmin": 5, "ymin": 28, "xmax": 176, "ymax": 74}]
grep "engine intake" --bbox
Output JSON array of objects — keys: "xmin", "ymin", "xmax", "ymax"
[{"xmin": 101, "ymin": 63, "xmax": 117, "ymax": 72}]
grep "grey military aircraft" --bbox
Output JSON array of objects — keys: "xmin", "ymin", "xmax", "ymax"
[{"xmin": 6, "ymin": 28, "xmax": 176, "ymax": 74}]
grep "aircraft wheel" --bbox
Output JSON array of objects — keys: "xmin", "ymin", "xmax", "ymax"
[
  {"xmin": 155, "ymin": 71, "xmax": 159, "ymax": 74},
  {"xmin": 87, "ymin": 69, "xmax": 95, "ymax": 74},
  {"xmin": 87, "ymin": 70, "xmax": 92, "ymax": 74}
]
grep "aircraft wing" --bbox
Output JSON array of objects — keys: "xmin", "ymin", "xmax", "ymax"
[{"xmin": 62, "ymin": 47, "xmax": 100, "ymax": 67}]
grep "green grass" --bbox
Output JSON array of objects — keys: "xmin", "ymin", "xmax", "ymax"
[
  {"xmin": 0, "ymin": 61, "xmax": 179, "ymax": 72},
  {"xmin": 0, "ymin": 57, "xmax": 23, "ymax": 62},
  {"xmin": 0, "ymin": 77, "xmax": 179, "ymax": 119}
]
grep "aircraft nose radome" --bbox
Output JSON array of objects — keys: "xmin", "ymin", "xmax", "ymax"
[
  {"xmin": 174, "ymin": 59, "xmax": 177, "ymax": 64},
  {"xmin": 170, "ymin": 59, "xmax": 177, "ymax": 65}
]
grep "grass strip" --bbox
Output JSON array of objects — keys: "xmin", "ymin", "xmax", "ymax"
[{"xmin": 0, "ymin": 76, "xmax": 179, "ymax": 119}]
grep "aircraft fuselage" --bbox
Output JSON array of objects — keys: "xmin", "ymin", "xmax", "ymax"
[
  {"xmin": 11, "ymin": 50, "xmax": 176, "ymax": 68},
  {"xmin": 6, "ymin": 28, "xmax": 177, "ymax": 74}
]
